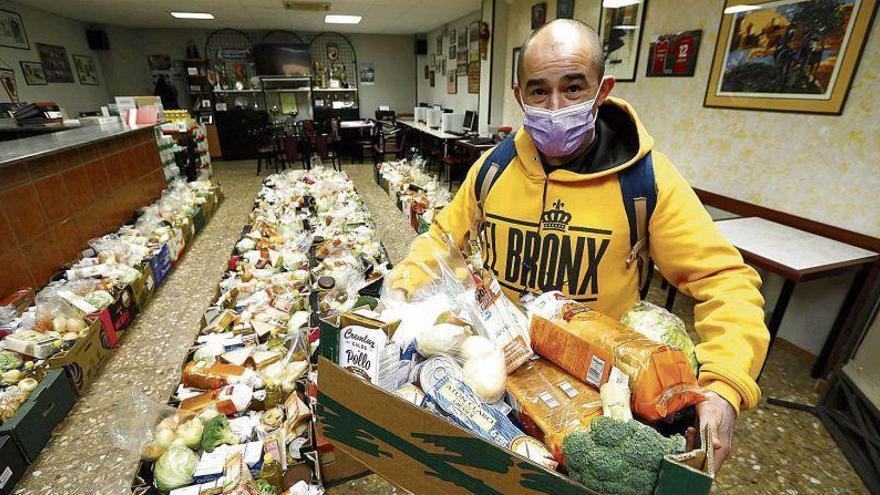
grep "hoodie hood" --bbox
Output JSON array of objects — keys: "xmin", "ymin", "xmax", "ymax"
[{"xmin": 514, "ymin": 96, "xmax": 655, "ymax": 182}]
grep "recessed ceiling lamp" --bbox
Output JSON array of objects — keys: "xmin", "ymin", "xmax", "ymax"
[
  {"xmin": 325, "ymin": 14, "xmax": 362, "ymax": 24},
  {"xmin": 602, "ymin": 0, "xmax": 641, "ymax": 8},
  {"xmin": 170, "ymin": 12, "xmax": 215, "ymax": 20},
  {"xmin": 723, "ymin": 4, "xmax": 760, "ymax": 14}
]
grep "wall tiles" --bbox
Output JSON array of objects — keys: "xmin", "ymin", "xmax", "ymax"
[{"xmin": 0, "ymin": 128, "xmax": 165, "ymax": 296}]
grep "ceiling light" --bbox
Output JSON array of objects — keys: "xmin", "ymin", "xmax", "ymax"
[
  {"xmin": 325, "ymin": 14, "xmax": 362, "ymax": 24},
  {"xmin": 170, "ymin": 12, "xmax": 215, "ymax": 20},
  {"xmin": 602, "ymin": 0, "xmax": 641, "ymax": 8},
  {"xmin": 723, "ymin": 4, "xmax": 761, "ymax": 14},
  {"xmin": 612, "ymin": 25, "xmax": 639, "ymax": 30}
]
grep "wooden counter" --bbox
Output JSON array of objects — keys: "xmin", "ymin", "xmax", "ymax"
[{"xmin": 0, "ymin": 124, "xmax": 166, "ymax": 296}]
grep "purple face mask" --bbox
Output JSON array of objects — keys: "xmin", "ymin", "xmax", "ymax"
[{"xmin": 522, "ymin": 82, "xmax": 604, "ymax": 158}]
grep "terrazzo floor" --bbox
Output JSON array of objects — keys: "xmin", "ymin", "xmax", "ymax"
[{"xmin": 12, "ymin": 160, "xmax": 868, "ymax": 495}]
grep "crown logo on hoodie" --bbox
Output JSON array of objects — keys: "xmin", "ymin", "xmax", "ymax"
[{"xmin": 541, "ymin": 200, "xmax": 572, "ymax": 231}]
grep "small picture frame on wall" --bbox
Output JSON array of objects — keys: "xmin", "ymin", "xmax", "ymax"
[
  {"xmin": 512, "ymin": 46, "xmax": 521, "ymax": 88},
  {"xmin": 20, "ymin": 61, "xmax": 47, "ymax": 85},
  {"xmin": 429, "ymin": 69, "xmax": 435, "ymax": 87},
  {"xmin": 531, "ymin": 2, "xmax": 547, "ymax": 30},
  {"xmin": 447, "ymin": 70, "xmax": 457, "ymax": 94},
  {"xmin": 556, "ymin": 0, "xmax": 575, "ymax": 19},
  {"xmin": 36, "ymin": 43, "xmax": 74, "ymax": 83},
  {"xmin": 598, "ymin": 0, "xmax": 648, "ymax": 82},
  {"xmin": 0, "ymin": 68, "xmax": 18, "ymax": 103},
  {"xmin": 0, "ymin": 9, "xmax": 29, "ymax": 50},
  {"xmin": 73, "ymin": 54, "xmax": 99, "ymax": 85}
]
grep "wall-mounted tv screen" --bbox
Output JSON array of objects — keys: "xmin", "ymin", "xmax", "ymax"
[{"xmin": 253, "ymin": 44, "xmax": 311, "ymax": 76}]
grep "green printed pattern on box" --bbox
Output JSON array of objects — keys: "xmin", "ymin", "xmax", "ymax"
[{"xmin": 0, "ymin": 370, "xmax": 76, "ymax": 462}]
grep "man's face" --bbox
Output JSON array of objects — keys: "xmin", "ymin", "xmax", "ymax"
[{"xmin": 515, "ymin": 32, "xmax": 612, "ymax": 112}]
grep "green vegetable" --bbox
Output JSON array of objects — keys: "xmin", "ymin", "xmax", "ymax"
[
  {"xmin": 254, "ymin": 479, "xmax": 278, "ymax": 495},
  {"xmin": 85, "ymin": 290, "xmax": 114, "ymax": 310},
  {"xmin": 621, "ymin": 301, "xmax": 699, "ymax": 372},
  {"xmin": 153, "ymin": 446, "xmax": 198, "ymax": 492},
  {"xmin": 200, "ymin": 415, "xmax": 240, "ymax": 453},
  {"xmin": 563, "ymin": 417, "xmax": 684, "ymax": 495},
  {"xmin": 0, "ymin": 352, "xmax": 21, "ymax": 372}
]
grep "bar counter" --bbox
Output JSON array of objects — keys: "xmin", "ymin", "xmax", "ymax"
[{"xmin": 0, "ymin": 123, "xmax": 166, "ymax": 296}]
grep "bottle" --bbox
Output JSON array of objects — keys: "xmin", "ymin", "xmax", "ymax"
[
  {"xmin": 259, "ymin": 453, "xmax": 283, "ymax": 488},
  {"xmin": 264, "ymin": 378, "xmax": 283, "ymax": 409}
]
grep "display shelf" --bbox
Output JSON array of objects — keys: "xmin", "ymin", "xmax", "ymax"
[
  {"xmin": 214, "ymin": 89, "xmax": 263, "ymax": 93},
  {"xmin": 313, "ymin": 88, "xmax": 358, "ymax": 92}
]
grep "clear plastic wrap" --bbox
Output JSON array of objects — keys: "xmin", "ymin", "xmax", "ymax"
[
  {"xmin": 506, "ymin": 358, "xmax": 603, "ymax": 463},
  {"xmin": 109, "ymin": 389, "xmax": 196, "ymax": 461},
  {"xmin": 526, "ymin": 291, "xmax": 706, "ymax": 422},
  {"xmin": 621, "ymin": 300, "xmax": 699, "ymax": 372}
]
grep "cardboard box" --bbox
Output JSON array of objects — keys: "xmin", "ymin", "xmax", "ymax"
[
  {"xmin": 319, "ymin": 447, "xmax": 371, "ymax": 488},
  {"xmin": 149, "ymin": 243, "xmax": 173, "ymax": 286},
  {"xmin": 43, "ymin": 318, "xmax": 112, "ymax": 394},
  {"xmin": 0, "ymin": 436, "xmax": 28, "ymax": 495},
  {"xmin": 89, "ymin": 285, "xmax": 137, "ymax": 347},
  {"xmin": 316, "ymin": 325, "xmax": 715, "ymax": 495},
  {"xmin": 0, "ymin": 369, "xmax": 76, "ymax": 462},
  {"xmin": 191, "ymin": 207, "xmax": 207, "ymax": 234},
  {"xmin": 130, "ymin": 263, "xmax": 156, "ymax": 311}
]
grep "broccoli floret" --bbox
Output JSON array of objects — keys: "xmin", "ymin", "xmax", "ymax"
[
  {"xmin": 200, "ymin": 415, "xmax": 240, "ymax": 453},
  {"xmin": 563, "ymin": 418, "xmax": 684, "ymax": 495}
]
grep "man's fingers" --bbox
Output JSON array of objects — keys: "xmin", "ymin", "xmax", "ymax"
[{"xmin": 685, "ymin": 426, "xmax": 697, "ymax": 451}]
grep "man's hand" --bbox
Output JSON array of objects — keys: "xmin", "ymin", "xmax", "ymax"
[{"xmin": 685, "ymin": 391, "xmax": 736, "ymax": 473}]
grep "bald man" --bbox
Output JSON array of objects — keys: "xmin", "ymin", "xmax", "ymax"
[{"xmin": 390, "ymin": 19, "xmax": 769, "ymax": 472}]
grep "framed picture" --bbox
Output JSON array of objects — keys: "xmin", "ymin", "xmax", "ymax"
[
  {"xmin": 512, "ymin": 46, "xmax": 522, "ymax": 88},
  {"xmin": 447, "ymin": 70, "xmax": 457, "ymax": 94},
  {"xmin": 0, "ymin": 9, "xmax": 28, "ymax": 50},
  {"xmin": 436, "ymin": 34, "xmax": 442, "ymax": 54},
  {"xmin": 458, "ymin": 28, "xmax": 467, "ymax": 48},
  {"xmin": 557, "ymin": 0, "xmax": 575, "ymax": 19},
  {"xmin": 457, "ymin": 48, "xmax": 467, "ymax": 75},
  {"xmin": 36, "ymin": 43, "xmax": 74, "ymax": 83},
  {"xmin": 20, "ymin": 61, "xmax": 46, "ymax": 85},
  {"xmin": 705, "ymin": 0, "xmax": 878, "ymax": 114},
  {"xmin": 73, "ymin": 54, "xmax": 99, "ymax": 85},
  {"xmin": 442, "ymin": 58, "xmax": 446, "ymax": 73},
  {"xmin": 359, "ymin": 62, "xmax": 375, "ymax": 85},
  {"xmin": 0, "ymin": 68, "xmax": 17, "ymax": 103},
  {"xmin": 598, "ymin": 0, "xmax": 648, "ymax": 82},
  {"xmin": 468, "ymin": 61, "xmax": 480, "ymax": 94},
  {"xmin": 429, "ymin": 70, "xmax": 435, "ymax": 87},
  {"xmin": 449, "ymin": 39, "xmax": 456, "ymax": 59},
  {"xmin": 646, "ymin": 30, "xmax": 702, "ymax": 77},
  {"xmin": 469, "ymin": 21, "xmax": 480, "ymax": 44},
  {"xmin": 531, "ymin": 2, "xmax": 547, "ymax": 30}
]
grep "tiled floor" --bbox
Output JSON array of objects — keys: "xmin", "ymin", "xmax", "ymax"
[{"xmin": 12, "ymin": 161, "xmax": 868, "ymax": 495}]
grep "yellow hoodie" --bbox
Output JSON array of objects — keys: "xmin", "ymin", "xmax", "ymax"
[{"xmin": 390, "ymin": 97, "xmax": 769, "ymax": 414}]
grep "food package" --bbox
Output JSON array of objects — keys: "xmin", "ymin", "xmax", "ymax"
[
  {"xmin": 3, "ymin": 330, "xmax": 60, "ymax": 358},
  {"xmin": 338, "ymin": 325, "xmax": 401, "ymax": 392},
  {"xmin": 425, "ymin": 374, "xmax": 526, "ymax": 450},
  {"xmin": 506, "ymin": 358, "xmax": 603, "ymax": 463},
  {"xmin": 182, "ymin": 361, "xmax": 264, "ymax": 390},
  {"xmin": 180, "ymin": 384, "xmax": 254, "ymax": 416},
  {"xmin": 527, "ymin": 291, "xmax": 704, "ymax": 422},
  {"xmin": 621, "ymin": 300, "xmax": 699, "ymax": 372}
]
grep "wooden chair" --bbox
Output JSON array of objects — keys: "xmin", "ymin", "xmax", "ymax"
[
  {"xmin": 251, "ymin": 124, "xmax": 280, "ymax": 175},
  {"xmin": 372, "ymin": 123, "xmax": 408, "ymax": 163},
  {"xmin": 283, "ymin": 133, "xmax": 307, "ymax": 170},
  {"xmin": 314, "ymin": 134, "xmax": 342, "ymax": 171}
]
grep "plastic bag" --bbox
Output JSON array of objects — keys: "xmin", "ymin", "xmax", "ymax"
[
  {"xmin": 526, "ymin": 291, "xmax": 705, "ymax": 422},
  {"xmin": 621, "ymin": 300, "xmax": 699, "ymax": 372},
  {"xmin": 109, "ymin": 389, "xmax": 195, "ymax": 460},
  {"xmin": 506, "ymin": 358, "xmax": 603, "ymax": 464}
]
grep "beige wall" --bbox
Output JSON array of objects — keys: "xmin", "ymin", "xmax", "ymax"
[
  {"xmin": 0, "ymin": 0, "xmax": 110, "ymax": 116},
  {"xmin": 495, "ymin": 0, "xmax": 879, "ymax": 239}
]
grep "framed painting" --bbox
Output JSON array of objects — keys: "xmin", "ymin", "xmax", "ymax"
[
  {"xmin": 512, "ymin": 46, "xmax": 522, "ymax": 88},
  {"xmin": 36, "ymin": 43, "xmax": 74, "ymax": 83},
  {"xmin": 73, "ymin": 54, "xmax": 99, "ymax": 85},
  {"xmin": 557, "ymin": 0, "xmax": 575, "ymax": 19},
  {"xmin": 447, "ymin": 70, "xmax": 457, "ymax": 94},
  {"xmin": 0, "ymin": 9, "xmax": 28, "ymax": 50},
  {"xmin": 705, "ymin": 0, "xmax": 878, "ymax": 114},
  {"xmin": 20, "ymin": 61, "xmax": 46, "ymax": 85},
  {"xmin": 646, "ymin": 30, "xmax": 702, "ymax": 77},
  {"xmin": 531, "ymin": 2, "xmax": 547, "ymax": 30},
  {"xmin": 598, "ymin": 0, "xmax": 648, "ymax": 82},
  {"xmin": 429, "ymin": 69, "xmax": 435, "ymax": 87},
  {"xmin": 0, "ymin": 68, "xmax": 17, "ymax": 103}
]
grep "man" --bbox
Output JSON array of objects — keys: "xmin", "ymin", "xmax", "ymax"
[{"xmin": 388, "ymin": 19, "xmax": 769, "ymax": 471}]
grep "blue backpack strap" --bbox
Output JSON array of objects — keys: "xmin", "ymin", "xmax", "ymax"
[
  {"xmin": 468, "ymin": 133, "xmax": 518, "ymax": 247},
  {"xmin": 618, "ymin": 152, "xmax": 657, "ymax": 299}
]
